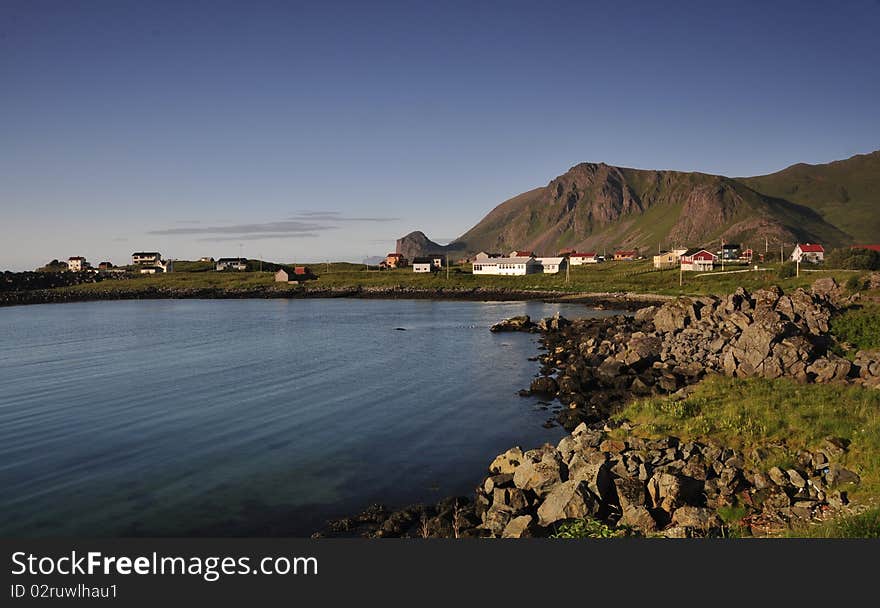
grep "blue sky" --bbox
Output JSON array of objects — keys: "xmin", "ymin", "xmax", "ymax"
[{"xmin": 2, "ymin": 0, "xmax": 878, "ymax": 270}]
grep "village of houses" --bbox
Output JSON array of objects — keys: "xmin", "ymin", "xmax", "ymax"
[
  {"xmin": 376, "ymin": 242, "xmax": 831, "ymax": 275},
  {"xmin": 48, "ymin": 242, "xmax": 839, "ymax": 283}
]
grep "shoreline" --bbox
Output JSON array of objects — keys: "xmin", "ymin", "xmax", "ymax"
[
  {"xmin": 315, "ymin": 278, "xmax": 878, "ymax": 538},
  {"xmin": 0, "ymin": 285, "xmax": 672, "ymax": 311}
]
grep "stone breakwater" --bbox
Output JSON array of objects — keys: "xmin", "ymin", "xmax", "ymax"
[
  {"xmin": 316, "ymin": 424, "xmax": 862, "ymax": 538},
  {"xmin": 315, "ymin": 278, "xmax": 878, "ymax": 538},
  {"xmin": 519, "ymin": 277, "xmax": 878, "ymax": 432}
]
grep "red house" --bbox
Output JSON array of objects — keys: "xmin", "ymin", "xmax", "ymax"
[
  {"xmin": 680, "ymin": 249, "xmax": 717, "ymax": 272},
  {"xmin": 613, "ymin": 250, "xmax": 638, "ymax": 261}
]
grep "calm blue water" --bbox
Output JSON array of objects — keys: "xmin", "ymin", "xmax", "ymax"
[{"xmin": 0, "ymin": 298, "xmax": 618, "ymax": 536}]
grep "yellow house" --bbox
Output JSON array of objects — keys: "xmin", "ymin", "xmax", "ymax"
[{"xmin": 653, "ymin": 249, "xmax": 687, "ymax": 269}]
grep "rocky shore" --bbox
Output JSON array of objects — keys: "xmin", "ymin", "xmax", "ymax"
[
  {"xmin": 0, "ymin": 284, "xmax": 669, "ymax": 310},
  {"xmin": 315, "ymin": 277, "xmax": 879, "ymax": 538}
]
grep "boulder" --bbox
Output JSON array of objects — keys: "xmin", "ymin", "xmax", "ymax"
[
  {"xmin": 618, "ymin": 506, "xmax": 657, "ymax": 532},
  {"xmin": 634, "ymin": 306, "xmax": 657, "ymax": 323},
  {"xmin": 481, "ymin": 504, "xmax": 513, "ymax": 535},
  {"xmin": 613, "ymin": 477, "xmax": 647, "ymax": 512},
  {"xmin": 513, "ymin": 453, "xmax": 564, "ymax": 496},
  {"xmin": 807, "ymin": 355, "xmax": 852, "ymax": 383},
  {"xmin": 536, "ymin": 480, "xmax": 598, "ymax": 526},
  {"xmin": 483, "ymin": 473, "xmax": 514, "ymax": 493},
  {"xmin": 811, "ymin": 277, "xmax": 840, "ymax": 302},
  {"xmin": 501, "ymin": 515, "xmax": 536, "ymax": 538},
  {"xmin": 489, "ymin": 447, "xmax": 524, "ymax": 475},
  {"xmin": 490, "ymin": 315, "xmax": 534, "ymax": 333},
  {"xmin": 670, "ymin": 506, "xmax": 722, "ymax": 530},
  {"xmin": 530, "ymin": 376, "xmax": 559, "ymax": 395},
  {"xmin": 568, "ymin": 454, "xmax": 613, "ymax": 501},
  {"xmin": 619, "ymin": 336, "xmax": 662, "ymax": 370},
  {"xmin": 825, "ymin": 464, "xmax": 860, "ymax": 488},
  {"xmin": 653, "ymin": 300, "xmax": 693, "ymax": 333},
  {"xmin": 647, "ymin": 472, "xmax": 702, "ymax": 513}
]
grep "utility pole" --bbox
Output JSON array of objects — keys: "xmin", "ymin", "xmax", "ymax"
[
  {"xmin": 565, "ymin": 257, "xmax": 570, "ymax": 285},
  {"xmin": 679, "ymin": 262, "xmax": 683, "ymax": 287},
  {"xmin": 446, "ymin": 254, "xmax": 449, "ymax": 280},
  {"xmin": 780, "ymin": 243, "xmax": 784, "ymax": 264},
  {"xmin": 721, "ymin": 238, "xmax": 725, "ymax": 272}
]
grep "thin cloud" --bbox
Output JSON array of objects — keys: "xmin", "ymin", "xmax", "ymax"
[
  {"xmin": 197, "ymin": 233, "xmax": 321, "ymax": 242},
  {"xmin": 148, "ymin": 220, "xmax": 333, "ymax": 236},
  {"xmin": 288, "ymin": 211, "xmax": 400, "ymax": 222}
]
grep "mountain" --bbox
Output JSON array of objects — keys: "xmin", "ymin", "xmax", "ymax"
[
  {"xmin": 739, "ymin": 151, "xmax": 880, "ymax": 245},
  {"xmin": 395, "ymin": 231, "xmax": 464, "ymax": 261},
  {"xmin": 398, "ymin": 151, "xmax": 876, "ymax": 258}
]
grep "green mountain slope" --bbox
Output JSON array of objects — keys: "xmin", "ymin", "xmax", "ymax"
[{"xmin": 739, "ymin": 151, "xmax": 880, "ymax": 245}]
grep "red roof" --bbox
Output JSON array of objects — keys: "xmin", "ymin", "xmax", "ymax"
[
  {"xmin": 512, "ymin": 250, "xmax": 534, "ymax": 257},
  {"xmin": 615, "ymin": 250, "xmax": 638, "ymax": 257},
  {"xmin": 386, "ymin": 253, "xmax": 403, "ymax": 257},
  {"xmin": 852, "ymin": 245, "xmax": 880, "ymax": 252},
  {"xmin": 797, "ymin": 243, "xmax": 824, "ymax": 253},
  {"xmin": 571, "ymin": 252, "xmax": 597, "ymax": 257}
]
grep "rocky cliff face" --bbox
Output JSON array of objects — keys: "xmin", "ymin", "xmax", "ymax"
[{"xmin": 394, "ymin": 231, "xmax": 464, "ymax": 260}]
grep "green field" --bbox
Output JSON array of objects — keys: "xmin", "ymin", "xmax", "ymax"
[
  {"xmin": 614, "ymin": 376, "xmax": 880, "ymax": 504},
  {"xmin": 56, "ymin": 259, "xmax": 867, "ymax": 299}
]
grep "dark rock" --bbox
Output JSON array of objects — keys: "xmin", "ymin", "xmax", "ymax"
[
  {"xmin": 826, "ymin": 464, "xmax": 861, "ymax": 488},
  {"xmin": 530, "ymin": 376, "xmax": 559, "ymax": 395},
  {"xmin": 491, "ymin": 315, "xmax": 535, "ymax": 333}
]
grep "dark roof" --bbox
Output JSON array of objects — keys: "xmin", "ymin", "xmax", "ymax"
[
  {"xmin": 722, "ymin": 243, "xmax": 740, "ymax": 249},
  {"xmin": 217, "ymin": 258, "xmax": 246, "ymax": 263},
  {"xmin": 412, "ymin": 257, "xmax": 436, "ymax": 264},
  {"xmin": 132, "ymin": 252, "xmax": 160, "ymax": 256}
]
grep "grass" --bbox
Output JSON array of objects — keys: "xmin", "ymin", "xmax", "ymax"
[
  {"xmin": 786, "ymin": 508, "xmax": 880, "ymax": 538},
  {"xmin": 550, "ymin": 517, "xmax": 628, "ymax": 539},
  {"xmin": 43, "ymin": 259, "xmax": 862, "ymax": 300},
  {"xmin": 614, "ymin": 376, "xmax": 880, "ymax": 501},
  {"xmin": 830, "ymin": 304, "xmax": 880, "ymax": 352}
]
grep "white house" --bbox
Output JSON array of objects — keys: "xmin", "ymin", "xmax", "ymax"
[
  {"xmin": 472, "ymin": 256, "xmax": 540, "ymax": 276},
  {"xmin": 139, "ymin": 259, "xmax": 173, "ymax": 274},
  {"xmin": 412, "ymin": 257, "xmax": 436, "ymax": 273},
  {"xmin": 132, "ymin": 252, "xmax": 162, "ymax": 265},
  {"xmin": 569, "ymin": 252, "xmax": 598, "ymax": 265},
  {"xmin": 67, "ymin": 256, "xmax": 87, "ymax": 271},
  {"xmin": 790, "ymin": 243, "xmax": 825, "ymax": 264},
  {"xmin": 216, "ymin": 257, "xmax": 247, "ymax": 271},
  {"xmin": 680, "ymin": 249, "xmax": 718, "ymax": 272},
  {"xmin": 535, "ymin": 257, "xmax": 566, "ymax": 274}
]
